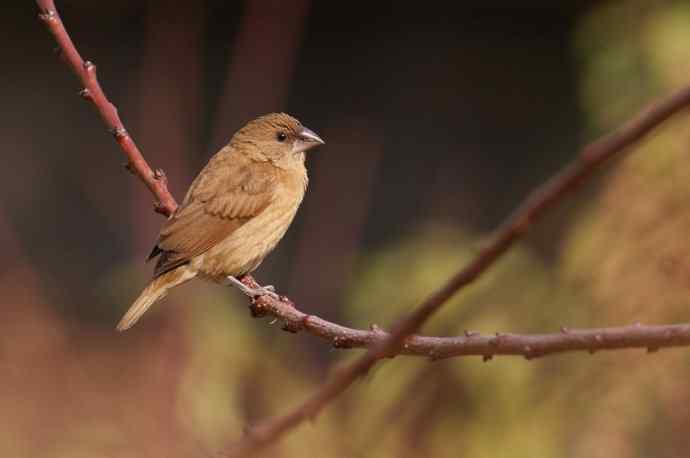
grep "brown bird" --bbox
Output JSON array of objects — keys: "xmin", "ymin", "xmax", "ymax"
[{"xmin": 117, "ymin": 113, "xmax": 324, "ymax": 331}]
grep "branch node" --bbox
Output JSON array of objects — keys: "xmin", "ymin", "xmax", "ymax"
[
  {"xmin": 248, "ymin": 302, "xmax": 267, "ymax": 318},
  {"xmin": 490, "ymin": 332, "xmax": 507, "ymax": 347},
  {"xmin": 302, "ymin": 314, "xmax": 314, "ymax": 329},
  {"xmin": 153, "ymin": 201, "xmax": 168, "ymax": 216},
  {"xmin": 281, "ymin": 320, "xmax": 301, "ymax": 334},
  {"xmin": 83, "ymin": 60, "xmax": 96, "ymax": 74},
  {"xmin": 109, "ymin": 127, "xmax": 128, "ymax": 139},
  {"xmin": 38, "ymin": 10, "xmax": 57, "ymax": 22},
  {"xmin": 153, "ymin": 168, "xmax": 168, "ymax": 185},
  {"xmin": 332, "ymin": 336, "xmax": 354, "ymax": 349}
]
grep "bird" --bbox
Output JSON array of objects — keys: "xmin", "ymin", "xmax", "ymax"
[{"xmin": 116, "ymin": 113, "xmax": 324, "ymax": 331}]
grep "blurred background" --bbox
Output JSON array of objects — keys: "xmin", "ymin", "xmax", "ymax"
[{"xmin": 3, "ymin": 0, "xmax": 690, "ymax": 456}]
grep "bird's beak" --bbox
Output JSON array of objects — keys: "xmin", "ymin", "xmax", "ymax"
[{"xmin": 293, "ymin": 126, "xmax": 325, "ymax": 153}]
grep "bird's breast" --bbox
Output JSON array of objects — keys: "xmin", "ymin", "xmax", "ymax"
[{"xmin": 197, "ymin": 173, "xmax": 306, "ymax": 280}]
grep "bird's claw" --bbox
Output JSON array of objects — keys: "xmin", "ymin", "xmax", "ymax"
[{"xmin": 226, "ymin": 276, "xmax": 279, "ymax": 299}]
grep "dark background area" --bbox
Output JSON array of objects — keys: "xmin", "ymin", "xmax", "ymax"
[{"xmin": 6, "ymin": 1, "xmax": 590, "ymax": 319}]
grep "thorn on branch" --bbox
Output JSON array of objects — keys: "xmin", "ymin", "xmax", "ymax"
[
  {"xmin": 281, "ymin": 320, "xmax": 301, "ymax": 333},
  {"xmin": 332, "ymin": 336, "xmax": 352, "ymax": 349},
  {"xmin": 153, "ymin": 168, "xmax": 168, "ymax": 185},
  {"xmin": 83, "ymin": 60, "xmax": 96, "ymax": 74},
  {"xmin": 524, "ymin": 346, "xmax": 543, "ymax": 360},
  {"xmin": 464, "ymin": 330, "xmax": 479, "ymax": 338},
  {"xmin": 482, "ymin": 354, "xmax": 493, "ymax": 362},
  {"xmin": 560, "ymin": 326, "xmax": 569, "ymax": 334},
  {"xmin": 248, "ymin": 302, "xmax": 267, "ymax": 318},
  {"xmin": 109, "ymin": 127, "xmax": 127, "ymax": 140},
  {"xmin": 647, "ymin": 347, "xmax": 660, "ymax": 353},
  {"xmin": 122, "ymin": 162, "xmax": 135, "ymax": 175},
  {"xmin": 153, "ymin": 202, "xmax": 168, "ymax": 216},
  {"xmin": 79, "ymin": 88, "xmax": 92, "ymax": 100},
  {"xmin": 38, "ymin": 10, "xmax": 57, "ymax": 22},
  {"xmin": 301, "ymin": 314, "xmax": 313, "ymax": 326},
  {"xmin": 490, "ymin": 332, "xmax": 506, "ymax": 347}
]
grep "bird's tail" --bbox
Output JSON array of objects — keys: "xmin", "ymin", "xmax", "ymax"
[{"xmin": 116, "ymin": 266, "xmax": 196, "ymax": 331}]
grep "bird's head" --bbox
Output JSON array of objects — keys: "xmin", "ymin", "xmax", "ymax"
[{"xmin": 232, "ymin": 113, "xmax": 324, "ymax": 166}]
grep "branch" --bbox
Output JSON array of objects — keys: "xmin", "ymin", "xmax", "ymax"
[
  {"xmin": 244, "ymin": 293, "xmax": 690, "ymax": 359},
  {"xmin": 226, "ymin": 86, "xmax": 690, "ymax": 456},
  {"xmin": 36, "ymin": 0, "xmax": 178, "ymax": 216}
]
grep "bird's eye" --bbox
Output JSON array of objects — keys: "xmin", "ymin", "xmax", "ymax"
[{"xmin": 276, "ymin": 132, "xmax": 287, "ymax": 142}]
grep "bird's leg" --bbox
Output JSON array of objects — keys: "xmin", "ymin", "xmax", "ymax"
[{"xmin": 226, "ymin": 275, "xmax": 279, "ymax": 299}]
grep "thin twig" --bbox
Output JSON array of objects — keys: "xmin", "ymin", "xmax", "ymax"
[
  {"xmin": 225, "ymin": 86, "xmax": 690, "ymax": 456},
  {"xmin": 36, "ymin": 0, "xmax": 178, "ymax": 216},
  {"xmin": 244, "ymin": 293, "xmax": 690, "ymax": 359}
]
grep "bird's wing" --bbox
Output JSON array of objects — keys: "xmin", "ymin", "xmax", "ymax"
[{"xmin": 150, "ymin": 155, "xmax": 277, "ymax": 277}]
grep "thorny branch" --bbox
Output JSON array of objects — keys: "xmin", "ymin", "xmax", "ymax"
[
  {"xmin": 246, "ymin": 288, "xmax": 690, "ymax": 360},
  {"xmin": 34, "ymin": 1, "xmax": 690, "ymax": 457},
  {"xmin": 36, "ymin": 0, "xmax": 178, "ymax": 216},
  {"xmin": 225, "ymin": 87, "xmax": 690, "ymax": 456}
]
